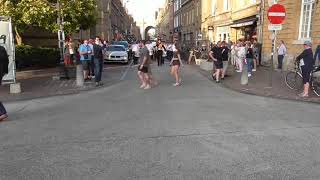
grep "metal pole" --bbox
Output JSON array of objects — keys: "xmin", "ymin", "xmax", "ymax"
[{"xmin": 269, "ymin": 30, "xmax": 277, "ymax": 87}]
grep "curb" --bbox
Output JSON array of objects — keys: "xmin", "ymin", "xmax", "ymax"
[{"xmin": 195, "ymin": 66, "xmax": 320, "ymax": 104}]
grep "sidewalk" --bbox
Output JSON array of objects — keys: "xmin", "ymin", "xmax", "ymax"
[
  {"xmin": 197, "ymin": 65, "xmax": 320, "ymax": 103},
  {"xmin": 0, "ymin": 66, "xmax": 126, "ymax": 102}
]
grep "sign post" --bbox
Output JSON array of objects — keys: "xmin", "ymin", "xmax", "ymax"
[{"xmin": 267, "ymin": 3, "xmax": 286, "ymax": 87}]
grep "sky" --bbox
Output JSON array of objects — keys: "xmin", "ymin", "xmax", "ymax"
[{"xmin": 124, "ymin": 0, "xmax": 166, "ymax": 26}]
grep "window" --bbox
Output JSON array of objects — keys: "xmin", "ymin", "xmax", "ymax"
[
  {"xmin": 252, "ymin": 0, "xmax": 257, "ymax": 4},
  {"xmin": 240, "ymin": 0, "xmax": 245, "ymax": 7},
  {"xmin": 223, "ymin": 0, "xmax": 229, "ymax": 11},
  {"xmin": 211, "ymin": 0, "xmax": 216, "ymax": 16},
  {"xmin": 298, "ymin": 0, "xmax": 315, "ymax": 39}
]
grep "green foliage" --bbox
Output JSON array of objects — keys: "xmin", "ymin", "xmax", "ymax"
[
  {"xmin": 0, "ymin": 0, "xmax": 97, "ymax": 35},
  {"xmin": 15, "ymin": 45, "xmax": 60, "ymax": 69}
]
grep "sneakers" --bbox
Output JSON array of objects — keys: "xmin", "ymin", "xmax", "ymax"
[
  {"xmin": 248, "ymin": 73, "xmax": 252, "ymax": 77},
  {"xmin": 236, "ymin": 70, "xmax": 242, "ymax": 73},
  {"xmin": 140, "ymin": 84, "xmax": 146, "ymax": 89},
  {"xmin": 173, "ymin": 83, "xmax": 181, "ymax": 87},
  {"xmin": 144, "ymin": 85, "xmax": 151, "ymax": 90},
  {"xmin": 252, "ymin": 69, "xmax": 257, "ymax": 72}
]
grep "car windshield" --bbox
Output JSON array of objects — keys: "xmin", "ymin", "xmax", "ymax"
[
  {"xmin": 106, "ymin": 46, "xmax": 125, "ymax": 52},
  {"xmin": 113, "ymin": 41, "xmax": 129, "ymax": 48}
]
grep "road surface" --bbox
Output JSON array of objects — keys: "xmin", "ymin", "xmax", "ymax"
[{"xmin": 1, "ymin": 65, "xmax": 320, "ymax": 180}]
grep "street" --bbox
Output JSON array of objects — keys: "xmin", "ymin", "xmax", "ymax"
[{"xmin": 1, "ymin": 65, "xmax": 320, "ymax": 179}]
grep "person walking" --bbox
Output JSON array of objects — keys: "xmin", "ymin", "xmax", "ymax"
[
  {"xmin": 137, "ymin": 40, "xmax": 151, "ymax": 90},
  {"xmin": 0, "ymin": 45, "xmax": 9, "ymax": 122},
  {"xmin": 314, "ymin": 44, "xmax": 320, "ymax": 66},
  {"xmin": 277, "ymin": 40, "xmax": 287, "ymax": 70},
  {"xmin": 221, "ymin": 41, "xmax": 229, "ymax": 79},
  {"xmin": 296, "ymin": 41, "xmax": 315, "ymax": 98},
  {"xmin": 246, "ymin": 42, "xmax": 254, "ymax": 78},
  {"xmin": 79, "ymin": 39, "xmax": 93, "ymax": 81},
  {"xmin": 209, "ymin": 42, "xmax": 223, "ymax": 83},
  {"xmin": 156, "ymin": 40, "xmax": 166, "ymax": 66},
  {"xmin": 93, "ymin": 37, "xmax": 104, "ymax": 87},
  {"xmin": 170, "ymin": 42, "xmax": 183, "ymax": 86}
]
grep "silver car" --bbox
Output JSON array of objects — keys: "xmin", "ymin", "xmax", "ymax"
[{"xmin": 104, "ymin": 45, "xmax": 129, "ymax": 64}]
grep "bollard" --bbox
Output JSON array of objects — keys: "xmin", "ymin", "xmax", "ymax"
[
  {"xmin": 241, "ymin": 61, "xmax": 248, "ymax": 85},
  {"xmin": 76, "ymin": 64, "xmax": 84, "ymax": 87},
  {"xmin": 10, "ymin": 83, "xmax": 22, "ymax": 94}
]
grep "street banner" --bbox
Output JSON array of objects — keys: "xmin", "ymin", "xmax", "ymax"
[{"xmin": 0, "ymin": 17, "xmax": 16, "ymax": 84}]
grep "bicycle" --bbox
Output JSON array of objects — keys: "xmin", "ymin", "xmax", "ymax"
[{"xmin": 285, "ymin": 62, "xmax": 320, "ymax": 96}]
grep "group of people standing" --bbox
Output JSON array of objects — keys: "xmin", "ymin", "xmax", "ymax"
[
  {"xmin": 137, "ymin": 40, "xmax": 183, "ymax": 90},
  {"xmin": 209, "ymin": 39, "xmax": 261, "ymax": 83},
  {"xmin": 78, "ymin": 37, "xmax": 106, "ymax": 86}
]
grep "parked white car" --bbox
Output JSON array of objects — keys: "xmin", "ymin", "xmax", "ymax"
[{"xmin": 104, "ymin": 45, "xmax": 128, "ymax": 64}]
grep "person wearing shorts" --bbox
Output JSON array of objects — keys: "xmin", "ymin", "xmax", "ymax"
[
  {"xmin": 221, "ymin": 41, "xmax": 229, "ymax": 79},
  {"xmin": 170, "ymin": 43, "xmax": 183, "ymax": 86},
  {"xmin": 296, "ymin": 40, "xmax": 315, "ymax": 98},
  {"xmin": 209, "ymin": 42, "xmax": 223, "ymax": 83},
  {"xmin": 138, "ymin": 40, "xmax": 151, "ymax": 90},
  {"xmin": 79, "ymin": 40, "xmax": 92, "ymax": 81}
]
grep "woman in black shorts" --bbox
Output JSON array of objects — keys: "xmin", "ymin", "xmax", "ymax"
[
  {"xmin": 209, "ymin": 42, "xmax": 223, "ymax": 83},
  {"xmin": 296, "ymin": 40, "xmax": 315, "ymax": 98},
  {"xmin": 170, "ymin": 43, "xmax": 183, "ymax": 86}
]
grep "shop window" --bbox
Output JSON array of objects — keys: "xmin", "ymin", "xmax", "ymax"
[{"xmin": 298, "ymin": 0, "xmax": 315, "ymax": 40}]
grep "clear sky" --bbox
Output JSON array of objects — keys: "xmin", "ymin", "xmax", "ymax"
[{"xmin": 124, "ymin": 0, "xmax": 166, "ymax": 26}]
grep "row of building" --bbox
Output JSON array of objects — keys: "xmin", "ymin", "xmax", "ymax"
[
  {"xmin": 157, "ymin": 0, "xmax": 320, "ymax": 65},
  {"xmin": 22, "ymin": 0, "xmax": 142, "ymax": 47}
]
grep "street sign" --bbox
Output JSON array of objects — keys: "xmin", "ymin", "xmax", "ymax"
[
  {"xmin": 268, "ymin": 4, "xmax": 286, "ymax": 24},
  {"xmin": 268, "ymin": 24, "xmax": 282, "ymax": 31}
]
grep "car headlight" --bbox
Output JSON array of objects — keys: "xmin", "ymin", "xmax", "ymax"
[{"xmin": 123, "ymin": 56, "xmax": 128, "ymax": 60}]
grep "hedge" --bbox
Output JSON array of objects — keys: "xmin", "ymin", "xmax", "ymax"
[{"xmin": 15, "ymin": 45, "xmax": 60, "ymax": 70}]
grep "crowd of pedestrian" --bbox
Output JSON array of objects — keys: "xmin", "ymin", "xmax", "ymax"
[{"xmin": 208, "ymin": 39, "xmax": 262, "ymax": 83}]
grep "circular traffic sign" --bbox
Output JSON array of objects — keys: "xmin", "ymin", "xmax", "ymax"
[{"xmin": 268, "ymin": 4, "xmax": 286, "ymax": 24}]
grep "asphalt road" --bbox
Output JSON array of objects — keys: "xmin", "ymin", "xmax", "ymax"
[{"xmin": 1, "ymin": 65, "xmax": 320, "ymax": 180}]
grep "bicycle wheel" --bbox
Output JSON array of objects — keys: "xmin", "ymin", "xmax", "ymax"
[
  {"xmin": 285, "ymin": 72, "xmax": 303, "ymax": 90},
  {"xmin": 312, "ymin": 77, "xmax": 320, "ymax": 96}
]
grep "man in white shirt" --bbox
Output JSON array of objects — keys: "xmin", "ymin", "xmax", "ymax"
[
  {"xmin": 132, "ymin": 43, "xmax": 140, "ymax": 65},
  {"xmin": 277, "ymin": 40, "xmax": 287, "ymax": 70}
]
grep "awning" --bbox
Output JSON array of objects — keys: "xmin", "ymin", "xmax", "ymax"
[{"xmin": 231, "ymin": 17, "xmax": 257, "ymax": 28}]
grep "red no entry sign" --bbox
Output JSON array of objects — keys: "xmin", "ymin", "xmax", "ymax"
[{"xmin": 268, "ymin": 4, "xmax": 286, "ymax": 24}]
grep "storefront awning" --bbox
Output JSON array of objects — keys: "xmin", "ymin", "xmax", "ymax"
[{"xmin": 231, "ymin": 18, "xmax": 257, "ymax": 28}]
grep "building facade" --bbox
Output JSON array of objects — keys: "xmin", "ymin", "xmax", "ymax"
[
  {"xmin": 261, "ymin": 0, "xmax": 320, "ymax": 67},
  {"xmin": 201, "ymin": 0, "xmax": 262, "ymax": 44},
  {"xmin": 156, "ymin": 0, "xmax": 174, "ymax": 42}
]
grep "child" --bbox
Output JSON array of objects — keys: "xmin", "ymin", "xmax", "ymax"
[{"xmin": 0, "ymin": 102, "xmax": 8, "ymax": 122}]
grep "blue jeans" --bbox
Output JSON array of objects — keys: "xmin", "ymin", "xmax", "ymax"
[
  {"xmin": 247, "ymin": 58, "xmax": 253, "ymax": 73},
  {"xmin": 94, "ymin": 57, "xmax": 103, "ymax": 82}
]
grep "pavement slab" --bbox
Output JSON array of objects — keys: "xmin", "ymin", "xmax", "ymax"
[{"xmin": 0, "ymin": 65, "xmax": 320, "ymax": 180}]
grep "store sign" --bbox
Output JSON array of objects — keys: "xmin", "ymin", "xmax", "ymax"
[
  {"xmin": 268, "ymin": 24, "xmax": 282, "ymax": 31},
  {"xmin": 231, "ymin": 21, "xmax": 255, "ymax": 28}
]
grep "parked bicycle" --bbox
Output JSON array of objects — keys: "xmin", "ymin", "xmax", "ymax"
[{"xmin": 285, "ymin": 62, "xmax": 320, "ymax": 96}]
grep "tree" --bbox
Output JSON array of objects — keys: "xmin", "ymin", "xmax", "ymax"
[{"xmin": 0, "ymin": 0, "xmax": 97, "ymax": 45}]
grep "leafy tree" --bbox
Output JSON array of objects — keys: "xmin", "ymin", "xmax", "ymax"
[{"xmin": 0, "ymin": 0, "xmax": 97, "ymax": 45}]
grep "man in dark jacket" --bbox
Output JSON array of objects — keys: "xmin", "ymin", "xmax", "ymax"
[
  {"xmin": 0, "ymin": 45, "xmax": 9, "ymax": 85},
  {"xmin": 296, "ymin": 40, "xmax": 314, "ymax": 98},
  {"xmin": 0, "ymin": 45, "xmax": 9, "ymax": 121}
]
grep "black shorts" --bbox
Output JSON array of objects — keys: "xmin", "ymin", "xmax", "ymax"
[
  {"xmin": 214, "ymin": 60, "xmax": 223, "ymax": 69},
  {"xmin": 172, "ymin": 60, "xmax": 180, "ymax": 66},
  {"xmin": 301, "ymin": 65, "xmax": 312, "ymax": 84},
  {"xmin": 81, "ymin": 60, "xmax": 90, "ymax": 70},
  {"xmin": 0, "ymin": 102, "xmax": 7, "ymax": 115},
  {"xmin": 138, "ymin": 65, "xmax": 148, "ymax": 73}
]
